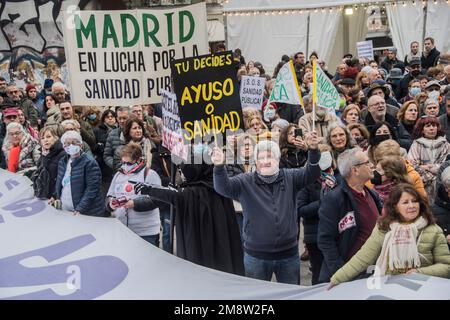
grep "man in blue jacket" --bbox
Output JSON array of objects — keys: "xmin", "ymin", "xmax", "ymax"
[
  {"xmin": 318, "ymin": 148, "xmax": 382, "ymax": 283},
  {"xmin": 211, "ymin": 132, "xmax": 320, "ymax": 285}
]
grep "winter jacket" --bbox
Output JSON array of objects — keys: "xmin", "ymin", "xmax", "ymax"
[
  {"xmin": 280, "ymin": 145, "xmax": 308, "ymax": 169},
  {"xmin": 2, "ymin": 133, "xmax": 40, "ymax": 174},
  {"xmin": 103, "ymin": 127, "xmax": 125, "ymax": 172},
  {"xmin": 421, "ymin": 47, "xmax": 440, "ymax": 70},
  {"xmin": 33, "ymin": 141, "xmax": 66, "ymax": 199},
  {"xmin": 331, "ymin": 223, "xmax": 450, "ymax": 284},
  {"xmin": 297, "ymin": 181, "xmax": 321, "ymax": 244},
  {"xmin": 55, "ymin": 153, "xmax": 103, "ymax": 216},
  {"xmin": 106, "ymin": 164, "xmax": 161, "ymax": 236},
  {"xmin": 397, "ymin": 121, "xmax": 414, "ymax": 151},
  {"xmin": 404, "ymin": 159, "xmax": 427, "ymax": 198},
  {"xmin": 407, "ymin": 136, "xmax": 450, "ymax": 202},
  {"xmin": 93, "ymin": 123, "xmax": 116, "ymax": 182},
  {"xmin": 298, "ymin": 112, "xmax": 342, "ymax": 144},
  {"xmin": 438, "ymin": 114, "xmax": 450, "ymax": 143},
  {"xmin": 380, "ymin": 57, "xmax": 404, "ymax": 72},
  {"xmin": 213, "ymin": 149, "xmax": 321, "ymax": 256},
  {"xmin": 432, "ymin": 160, "xmax": 450, "ymax": 237},
  {"xmin": 317, "ymin": 181, "xmax": 382, "ymax": 282}
]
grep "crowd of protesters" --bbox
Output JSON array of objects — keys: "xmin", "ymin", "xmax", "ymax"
[{"xmin": 1, "ymin": 36, "xmax": 450, "ymax": 286}]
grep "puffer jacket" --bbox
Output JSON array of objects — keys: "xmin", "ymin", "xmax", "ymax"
[
  {"xmin": 103, "ymin": 127, "xmax": 125, "ymax": 172},
  {"xmin": 55, "ymin": 152, "xmax": 103, "ymax": 216},
  {"xmin": 331, "ymin": 223, "xmax": 450, "ymax": 284}
]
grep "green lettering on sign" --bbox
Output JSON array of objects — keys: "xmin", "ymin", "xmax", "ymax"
[
  {"xmin": 179, "ymin": 10, "xmax": 195, "ymax": 43},
  {"xmin": 102, "ymin": 14, "xmax": 119, "ymax": 48},
  {"xmin": 143, "ymin": 14, "xmax": 162, "ymax": 47},
  {"xmin": 165, "ymin": 13, "xmax": 175, "ymax": 46},
  {"xmin": 121, "ymin": 14, "xmax": 139, "ymax": 47},
  {"xmin": 75, "ymin": 15, "xmax": 97, "ymax": 48}
]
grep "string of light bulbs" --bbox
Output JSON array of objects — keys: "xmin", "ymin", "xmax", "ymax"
[{"xmin": 222, "ymin": 0, "xmax": 450, "ymax": 17}]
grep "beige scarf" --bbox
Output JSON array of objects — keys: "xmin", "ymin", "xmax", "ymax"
[{"xmin": 374, "ymin": 216, "xmax": 428, "ymax": 276}]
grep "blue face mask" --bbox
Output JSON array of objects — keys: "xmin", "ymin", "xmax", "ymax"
[
  {"xmin": 410, "ymin": 87, "xmax": 421, "ymax": 97},
  {"xmin": 87, "ymin": 114, "xmax": 97, "ymax": 121},
  {"xmin": 64, "ymin": 144, "xmax": 81, "ymax": 156},
  {"xmin": 121, "ymin": 162, "xmax": 138, "ymax": 172}
]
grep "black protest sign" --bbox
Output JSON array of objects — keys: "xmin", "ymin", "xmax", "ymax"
[{"xmin": 170, "ymin": 51, "xmax": 243, "ymax": 141}]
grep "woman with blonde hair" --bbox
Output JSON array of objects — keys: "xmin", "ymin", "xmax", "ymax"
[{"xmin": 341, "ymin": 104, "xmax": 361, "ymax": 125}]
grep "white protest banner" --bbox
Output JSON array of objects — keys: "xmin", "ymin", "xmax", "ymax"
[
  {"xmin": 269, "ymin": 61, "xmax": 303, "ymax": 106},
  {"xmin": 240, "ymin": 75, "xmax": 265, "ymax": 109},
  {"xmin": 161, "ymin": 90, "xmax": 188, "ymax": 161},
  {"xmin": 357, "ymin": 40, "xmax": 374, "ymax": 60},
  {"xmin": 62, "ymin": 3, "xmax": 208, "ymax": 106},
  {"xmin": 1, "ymin": 169, "xmax": 450, "ymax": 300},
  {"xmin": 312, "ymin": 61, "xmax": 340, "ymax": 110}
]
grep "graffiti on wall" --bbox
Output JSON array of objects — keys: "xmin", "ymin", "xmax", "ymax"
[{"xmin": 0, "ymin": 0, "xmax": 97, "ymax": 89}]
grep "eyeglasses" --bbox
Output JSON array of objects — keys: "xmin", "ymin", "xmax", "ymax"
[
  {"xmin": 8, "ymin": 90, "xmax": 20, "ymax": 94},
  {"xmin": 354, "ymin": 160, "xmax": 371, "ymax": 167}
]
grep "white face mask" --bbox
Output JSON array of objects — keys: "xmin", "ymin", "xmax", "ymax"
[
  {"xmin": 427, "ymin": 90, "xmax": 440, "ymax": 102},
  {"xmin": 121, "ymin": 163, "xmax": 138, "ymax": 172},
  {"xmin": 64, "ymin": 144, "xmax": 81, "ymax": 156},
  {"xmin": 319, "ymin": 151, "xmax": 333, "ymax": 171},
  {"xmin": 264, "ymin": 108, "xmax": 276, "ymax": 122}
]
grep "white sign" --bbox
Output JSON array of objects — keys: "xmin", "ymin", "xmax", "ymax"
[
  {"xmin": 357, "ymin": 40, "xmax": 374, "ymax": 60},
  {"xmin": 239, "ymin": 75, "xmax": 265, "ymax": 109},
  {"xmin": 161, "ymin": 90, "xmax": 188, "ymax": 161},
  {"xmin": 269, "ymin": 61, "xmax": 303, "ymax": 106},
  {"xmin": 62, "ymin": 3, "xmax": 209, "ymax": 106},
  {"xmin": 313, "ymin": 61, "xmax": 340, "ymax": 110},
  {"xmin": 1, "ymin": 169, "xmax": 450, "ymax": 300}
]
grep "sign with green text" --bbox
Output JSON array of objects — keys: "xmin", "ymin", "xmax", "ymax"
[
  {"xmin": 170, "ymin": 51, "xmax": 243, "ymax": 141},
  {"xmin": 62, "ymin": 3, "xmax": 208, "ymax": 106}
]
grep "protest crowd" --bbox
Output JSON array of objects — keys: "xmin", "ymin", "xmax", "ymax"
[{"xmin": 2, "ymin": 35, "xmax": 450, "ymax": 288}]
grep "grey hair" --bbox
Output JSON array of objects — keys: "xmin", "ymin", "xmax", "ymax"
[
  {"xmin": 442, "ymin": 167, "xmax": 450, "ymax": 188},
  {"xmin": 424, "ymin": 98, "xmax": 439, "ymax": 107},
  {"xmin": 254, "ymin": 140, "xmax": 281, "ymax": 161},
  {"xmin": 60, "ymin": 130, "xmax": 82, "ymax": 145},
  {"xmin": 337, "ymin": 147, "xmax": 363, "ymax": 179},
  {"xmin": 303, "ymin": 94, "xmax": 312, "ymax": 105},
  {"xmin": 271, "ymin": 118, "xmax": 290, "ymax": 130},
  {"xmin": 51, "ymin": 82, "xmax": 65, "ymax": 91},
  {"xmin": 116, "ymin": 106, "xmax": 131, "ymax": 114},
  {"xmin": 61, "ymin": 119, "xmax": 80, "ymax": 129},
  {"xmin": 4, "ymin": 122, "xmax": 27, "ymax": 145},
  {"xmin": 326, "ymin": 122, "xmax": 354, "ymax": 149}
]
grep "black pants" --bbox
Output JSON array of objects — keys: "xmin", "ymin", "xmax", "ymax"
[{"xmin": 305, "ymin": 243, "xmax": 323, "ymax": 285}]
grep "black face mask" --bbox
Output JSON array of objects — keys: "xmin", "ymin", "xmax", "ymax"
[
  {"xmin": 373, "ymin": 134, "xmax": 391, "ymax": 145},
  {"xmin": 371, "ymin": 170, "xmax": 383, "ymax": 186},
  {"xmin": 355, "ymin": 136, "xmax": 365, "ymax": 144}
]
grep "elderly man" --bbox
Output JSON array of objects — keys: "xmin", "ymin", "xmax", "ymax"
[
  {"xmin": 5, "ymin": 84, "xmax": 38, "ymax": 128},
  {"xmin": 211, "ymin": 132, "xmax": 320, "ymax": 285},
  {"xmin": 317, "ymin": 148, "xmax": 382, "ymax": 283},
  {"xmin": 45, "ymin": 101, "xmax": 96, "ymax": 149},
  {"xmin": 51, "ymin": 82, "xmax": 67, "ymax": 103},
  {"xmin": 363, "ymin": 95, "xmax": 399, "ymax": 132}
]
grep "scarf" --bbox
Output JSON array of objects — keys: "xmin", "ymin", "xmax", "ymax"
[
  {"xmin": 8, "ymin": 145, "xmax": 21, "ymax": 173},
  {"xmin": 373, "ymin": 180, "xmax": 397, "ymax": 203},
  {"xmin": 374, "ymin": 216, "xmax": 428, "ymax": 277},
  {"xmin": 257, "ymin": 171, "xmax": 279, "ymax": 184},
  {"xmin": 321, "ymin": 171, "xmax": 337, "ymax": 192}
]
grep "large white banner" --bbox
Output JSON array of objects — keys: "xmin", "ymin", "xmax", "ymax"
[
  {"xmin": 1, "ymin": 169, "xmax": 449, "ymax": 300},
  {"xmin": 62, "ymin": 3, "xmax": 209, "ymax": 106}
]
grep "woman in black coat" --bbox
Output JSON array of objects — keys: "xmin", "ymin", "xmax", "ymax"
[
  {"xmin": 279, "ymin": 124, "xmax": 308, "ymax": 169},
  {"xmin": 94, "ymin": 109, "xmax": 117, "ymax": 194},
  {"xmin": 33, "ymin": 127, "xmax": 66, "ymax": 199}
]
